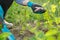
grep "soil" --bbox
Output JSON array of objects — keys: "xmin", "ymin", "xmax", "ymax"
[
  {"xmin": 10, "ymin": 26, "xmax": 34, "ymax": 40},
  {"xmin": 10, "ymin": 21, "xmax": 58, "ymax": 40}
]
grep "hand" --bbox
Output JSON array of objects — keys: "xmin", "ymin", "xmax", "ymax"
[{"xmin": 31, "ymin": 4, "xmax": 46, "ymax": 14}]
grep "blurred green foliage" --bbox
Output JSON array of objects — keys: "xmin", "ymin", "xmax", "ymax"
[
  {"xmin": 5, "ymin": 0, "xmax": 60, "ymax": 40},
  {"xmin": 0, "ymin": 32, "xmax": 11, "ymax": 40}
]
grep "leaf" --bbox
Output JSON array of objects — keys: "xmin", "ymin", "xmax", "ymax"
[
  {"xmin": 57, "ymin": 31, "xmax": 60, "ymax": 40},
  {"xmin": 0, "ymin": 32, "xmax": 11, "ymax": 40},
  {"xmin": 46, "ymin": 36, "xmax": 56, "ymax": 40},
  {"xmin": 29, "ymin": 36, "xmax": 36, "ymax": 40},
  {"xmin": 51, "ymin": 4, "xmax": 57, "ymax": 13},
  {"xmin": 42, "ymin": 1, "xmax": 50, "ymax": 7},
  {"xmin": 45, "ymin": 29, "xmax": 58, "ymax": 36},
  {"xmin": 35, "ymin": 31, "xmax": 44, "ymax": 38}
]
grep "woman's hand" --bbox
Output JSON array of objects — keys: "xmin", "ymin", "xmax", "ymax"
[{"xmin": 31, "ymin": 4, "xmax": 46, "ymax": 14}]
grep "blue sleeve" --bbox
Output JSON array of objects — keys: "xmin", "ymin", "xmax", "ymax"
[
  {"xmin": 15, "ymin": 0, "xmax": 25, "ymax": 5},
  {"xmin": 0, "ymin": 5, "xmax": 4, "ymax": 19},
  {"xmin": 15, "ymin": 0, "xmax": 34, "ymax": 7}
]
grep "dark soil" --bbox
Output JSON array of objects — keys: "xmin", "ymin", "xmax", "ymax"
[{"xmin": 10, "ymin": 26, "xmax": 34, "ymax": 40}]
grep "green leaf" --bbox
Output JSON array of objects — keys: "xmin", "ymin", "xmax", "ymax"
[
  {"xmin": 46, "ymin": 36, "xmax": 56, "ymax": 40},
  {"xmin": 57, "ymin": 31, "xmax": 60, "ymax": 40},
  {"xmin": 45, "ymin": 29, "xmax": 58, "ymax": 36},
  {"xmin": 0, "ymin": 32, "xmax": 11, "ymax": 40},
  {"xmin": 35, "ymin": 31, "xmax": 44, "ymax": 38},
  {"xmin": 29, "ymin": 36, "xmax": 36, "ymax": 40}
]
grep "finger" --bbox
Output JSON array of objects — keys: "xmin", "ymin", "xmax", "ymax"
[{"xmin": 34, "ymin": 7, "xmax": 43, "ymax": 12}]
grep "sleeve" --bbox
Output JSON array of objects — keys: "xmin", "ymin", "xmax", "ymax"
[
  {"xmin": 15, "ymin": 0, "xmax": 29, "ymax": 6},
  {"xmin": 0, "ymin": 5, "xmax": 4, "ymax": 19}
]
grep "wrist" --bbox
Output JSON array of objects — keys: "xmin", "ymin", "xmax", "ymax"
[{"xmin": 27, "ymin": 1, "xmax": 34, "ymax": 7}]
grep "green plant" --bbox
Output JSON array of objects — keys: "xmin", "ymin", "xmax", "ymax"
[{"xmin": 0, "ymin": 32, "xmax": 11, "ymax": 40}]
